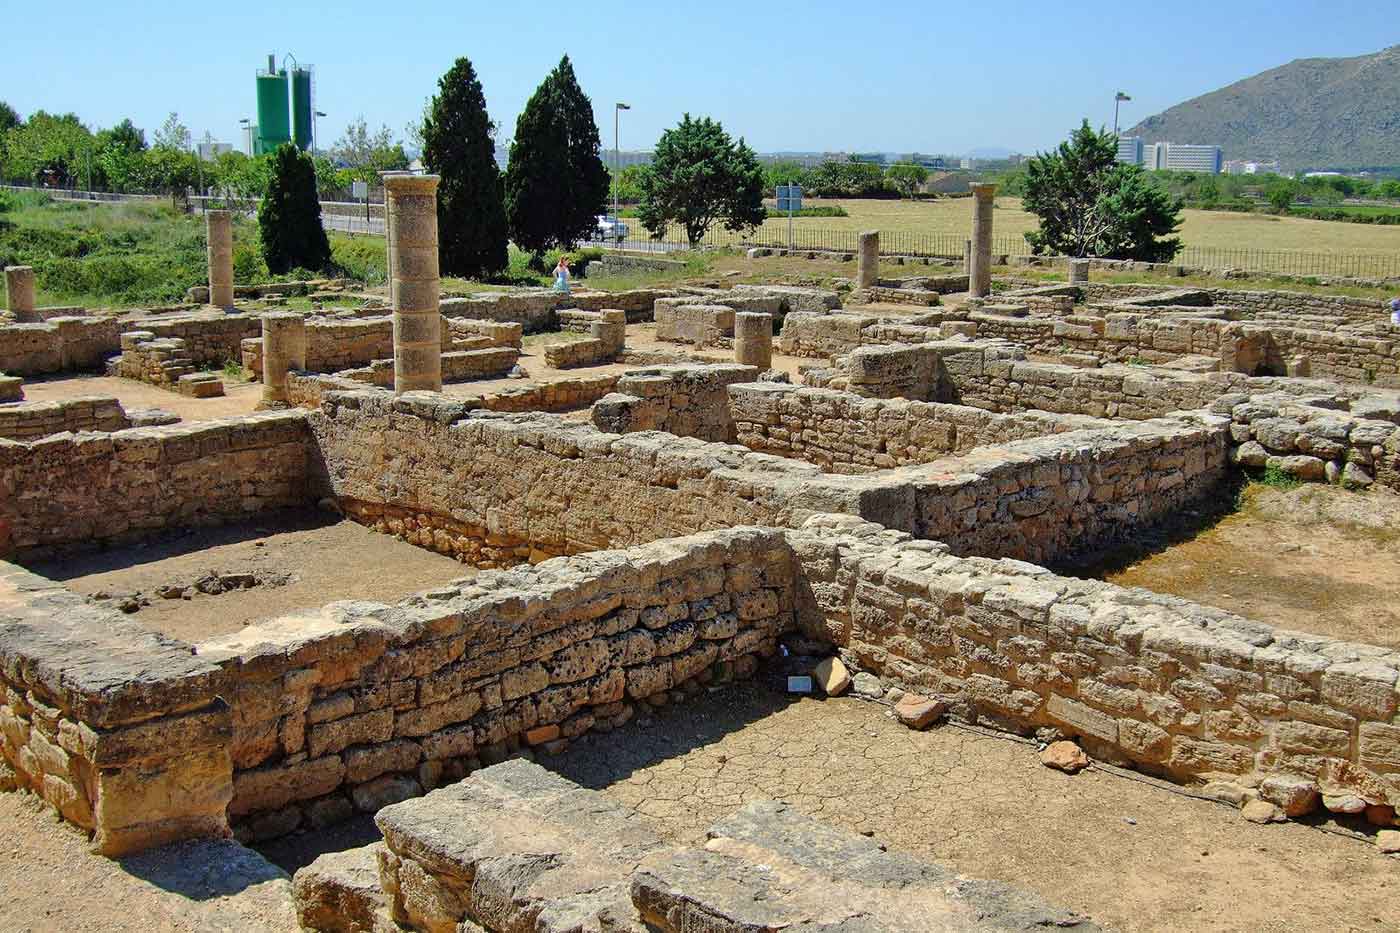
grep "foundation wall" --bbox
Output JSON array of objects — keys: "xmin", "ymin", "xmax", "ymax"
[
  {"xmin": 0, "ymin": 396, "xmax": 130, "ymax": 440},
  {"xmin": 728, "ymin": 383, "xmax": 1114, "ymax": 473},
  {"xmin": 590, "ymin": 364, "xmax": 759, "ymax": 443},
  {"xmin": 199, "ymin": 526, "xmax": 794, "ymax": 839},
  {"xmin": 0, "ymin": 411, "xmax": 311, "ymax": 559},
  {"xmin": 795, "ymin": 517, "xmax": 1400, "ymax": 811}
]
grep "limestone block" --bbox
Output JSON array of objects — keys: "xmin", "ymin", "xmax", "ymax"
[{"xmin": 293, "ymin": 843, "xmax": 398, "ymax": 933}]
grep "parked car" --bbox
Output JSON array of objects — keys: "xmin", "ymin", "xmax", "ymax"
[{"xmin": 595, "ymin": 215, "xmax": 628, "ymax": 243}]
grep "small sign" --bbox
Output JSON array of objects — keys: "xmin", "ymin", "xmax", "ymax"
[
  {"xmin": 776, "ymin": 184, "xmax": 803, "ymax": 214},
  {"xmin": 787, "ymin": 675, "xmax": 814, "ymax": 694},
  {"xmin": 351, "ymin": 180, "xmax": 369, "ymax": 199}
]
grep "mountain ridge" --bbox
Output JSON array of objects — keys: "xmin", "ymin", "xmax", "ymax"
[{"xmin": 1125, "ymin": 45, "xmax": 1400, "ymax": 170}]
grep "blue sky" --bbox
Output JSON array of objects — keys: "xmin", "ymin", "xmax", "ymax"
[{"xmin": 1, "ymin": 1, "xmax": 1393, "ymax": 156}]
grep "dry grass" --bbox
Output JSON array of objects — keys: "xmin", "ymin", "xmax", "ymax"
[{"xmin": 637, "ymin": 197, "xmax": 1400, "ymax": 262}]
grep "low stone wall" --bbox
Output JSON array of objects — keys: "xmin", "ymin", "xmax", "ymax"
[
  {"xmin": 312, "ymin": 388, "xmax": 1228, "ymax": 569},
  {"xmin": 0, "ymin": 395, "xmax": 129, "ymax": 440},
  {"xmin": 287, "ymin": 371, "xmax": 619, "ymax": 415},
  {"xmin": 196, "ymin": 526, "xmax": 793, "ymax": 839},
  {"xmin": 241, "ymin": 316, "xmax": 462, "ymax": 378},
  {"xmin": 588, "ymin": 252, "xmax": 686, "ymax": 275},
  {"xmin": 440, "ymin": 288, "xmax": 672, "ymax": 333},
  {"xmin": 1222, "ymin": 392, "xmax": 1400, "ymax": 489},
  {"xmin": 0, "ymin": 564, "xmax": 236, "ymax": 856},
  {"xmin": 0, "ymin": 317, "xmax": 125, "ymax": 376},
  {"xmin": 0, "ymin": 411, "xmax": 310, "ymax": 559},
  {"xmin": 795, "ymin": 515, "xmax": 1400, "ymax": 816},
  {"xmin": 777, "ymin": 309, "xmax": 974, "ymax": 359},
  {"xmin": 654, "ymin": 302, "xmax": 735, "ymax": 348},
  {"xmin": 333, "ymin": 348, "xmax": 520, "ymax": 388},
  {"xmin": 0, "ymin": 375, "xmax": 21, "ymax": 402},
  {"xmin": 590, "ymin": 364, "xmax": 759, "ymax": 443},
  {"xmin": 729, "ymin": 382, "xmax": 1114, "ymax": 473},
  {"xmin": 445, "ymin": 317, "xmax": 522, "ymax": 349}
]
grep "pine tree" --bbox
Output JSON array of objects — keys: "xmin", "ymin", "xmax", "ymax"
[
  {"xmin": 422, "ymin": 57, "xmax": 508, "ymax": 279},
  {"xmin": 636, "ymin": 115, "xmax": 767, "ymax": 247},
  {"xmin": 258, "ymin": 143, "xmax": 331, "ymax": 274},
  {"xmin": 504, "ymin": 55, "xmax": 608, "ymax": 258}
]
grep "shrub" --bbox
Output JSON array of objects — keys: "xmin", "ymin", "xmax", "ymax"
[{"xmin": 258, "ymin": 143, "xmax": 331, "ymax": 275}]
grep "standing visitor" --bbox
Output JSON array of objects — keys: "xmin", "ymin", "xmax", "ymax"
[
  {"xmin": 553, "ymin": 256, "xmax": 572, "ymax": 295},
  {"xmin": 1390, "ymin": 297, "xmax": 1400, "ymax": 326}
]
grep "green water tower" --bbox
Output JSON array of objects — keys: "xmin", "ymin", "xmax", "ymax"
[
  {"xmin": 254, "ymin": 54, "xmax": 290, "ymax": 155},
  {"xmin": 291, "ymin": 66, "xmax": 314, "ymax": 150}
]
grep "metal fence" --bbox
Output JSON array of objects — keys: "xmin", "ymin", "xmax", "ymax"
[{"xmin": 1175, "ymin": 246, "xmax": 1400, "ymax": 279}]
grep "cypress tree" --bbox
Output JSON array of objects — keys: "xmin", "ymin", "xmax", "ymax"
[
  {"xmin": 504, "ymin": 55, "xmax": 608, "ymax": 258},
  {"xmin": 422, "ymin": 56, "xmax": 508, "ymax": 279},
  {"xmin": 258, "ymin": 143, "xmax": 331, "ymax": 274}
]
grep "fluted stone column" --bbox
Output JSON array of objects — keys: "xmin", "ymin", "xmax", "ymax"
[
  {"xmin": 205, "ymin": 211, "xmax": 235, "ymax": 311},
  {"xmin": 5, "ymin": 266, "xmax": 36, "ymax": 322},
  {"xmin": 260, "ymin": 312, "xmax": 306, "ymax": 408},
  {"xmin": 856, "ymin": 231, "xmax": 879, "ymax": 289},
  {"xmin": 969, "ymin": 184, "xmax": 997, "ymax": 298},
  {"xmin": 385, "ymin": 173, "xmax": 442, "ymax": 393},
  {"xmin": 734, "ymin": 312, "xmax": 773, "ymax": 370},
  {"xmin": 1068, "ymin": 259, "xmax": 1090, "ymax": 284}
]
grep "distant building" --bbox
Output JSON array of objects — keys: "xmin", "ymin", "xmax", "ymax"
[
  {"xmin": 1141, "ymin": 142, "xmax": 1222, "ymax": 173},
  {"xmin": 198, "ymin": 141, "xmax": 232, "ymax": 162},
  {"xmin": 1116, "ymin": 136, "xmax": 1144, "ymax": 165},
  {"xmin": 1224, "ymin": 159, "xmax": 1281, "ymax": 176}
]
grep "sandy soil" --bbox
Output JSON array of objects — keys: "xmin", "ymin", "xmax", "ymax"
[
  {"xmin": 1101, "ymin": 483, "xmax": 1400, "ymax": 648},
  {"xmin": 27, "ymin": 512, "xmax": 473, "ymax": 643},
  {"xmin": 19, "ymin": 373, "xmax": 262, "ymax": 422},
  {"xmin": 0, "ymin": 791, "xmax": 296, "ymax": 933}
]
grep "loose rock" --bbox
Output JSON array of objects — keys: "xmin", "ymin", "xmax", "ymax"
[{"xmin": 1040, "ymin": 741, "xmax": 1090, "ymax": 774}]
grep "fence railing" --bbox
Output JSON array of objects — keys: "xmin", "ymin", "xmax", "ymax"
[{"xmin": 1174, "ymin": 246, "xmax": 1400, "ymax": 279}]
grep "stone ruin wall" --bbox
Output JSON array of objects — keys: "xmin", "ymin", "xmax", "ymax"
[
  {"xmin": 728, "ymin": 382, "xmax": 1116, "ymax": 473},
  {"xmin": 0, "ymin": 395, "xmax": 130, "ymax": 441},
  {"xmin": 4, "ymin": 517, "xmax": 1398, "ymax": 856},
  {"xmin": 792, "ymin": 516, "xmax": 1400, "ymax": 815},
  {"xmin": 0, "ymin": 411, "xmax": 310, "ymax": 559},
  {"xmin": 590, "ymin": 363, "xmax": 759, "ymax": 443},
  {"xmin": 308, "ymin": 386, "xmax": 1229, "ymax": 569}
]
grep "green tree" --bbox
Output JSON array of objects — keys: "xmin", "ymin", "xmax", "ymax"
[
  {"xmin": 141, "ymin": 145, "xmax": 200, "ymax": 206},
  {"xmin": 504, "ymin": 55, "xmax": 609, "ymax": 257},
  {"xmin": 762, "ymin": 160, "xmax": 812, "ymax": 190},
  {"xmin": 635, "ymin": 114, "xmax": 766, "ymax": 247},
  {"xmin": 807, "ymin": 160, "xmax": 888, "ymax": 197},
  {"xmin": 1265, "ymin": 177, "xmax": 1299, "ymax": 213},
  {"xmin": 2, "ymin": 111, "xmax": 93, "ymax": 185},
  {"xmin": 607, "ymin": 163, "xmax": 647, "ymax": 204},
  {"xmin": 152, "ymin": 112, "xmax": 191, "ymax": 152},
  {"xmin": 258, "ymin": 143, "xmax": 331, "ymax": 274},
  {"xmin": 332, "ymin": 115, "xmax": 409, "ymax": 183},
  {"xmin": 422, "ymin": 56, "xmax": 508, "ymax": 279},
  {"xmin": 1022, "ymin": 122, "xmax": 1183, "ymax": 261},
  {"xmin": 0, "ymin": 101, "xmax": 18, "ymax": 134},
  {"xmin": 885, "ymin": 162, "xmax": 929, "ymax": 198}
]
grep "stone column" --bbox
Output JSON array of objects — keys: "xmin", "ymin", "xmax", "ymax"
[
  {"xmin": 856, "ymin": 231, "xmax": 879, "ymax": 288},
  {"xmin": 385, "ymin": 173, "xmax": 442, "ymax": 393},
  {"xmin": 205, "ymin": 211, "xmax": 235, "ymax": 311},
  {"xmin": 380, "ymin": 171, "xmax": 410, "ymax": 311},
  {"xmin": 969, "ymin": 183, "xmax": 997, "ymax": 298},
  {"xmin": 734, "ymin": 312, "xmax": 773, "ymax": 370},
  {"xmin": 1068, "ymin": 259, "xmax": 1090, "ymax": 284},
  {"xmin": 962, "ymin": 239, "xmax": 972, "ymax": 276},
  {"xmin": 5, "ymin": 265, "xmax": 36, "ymax": 322},
  {"xmin": 260, "ymin": 312, "xmax": 306, "ymax": 408},
  {"xmin": 590, "ymin": 309, "xmax": 627, "ymax": 357}
]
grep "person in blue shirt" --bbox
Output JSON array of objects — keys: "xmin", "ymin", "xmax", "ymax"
[{"xmin": 553, "ymin": 257, "xmax": 572, "ymax": 295}]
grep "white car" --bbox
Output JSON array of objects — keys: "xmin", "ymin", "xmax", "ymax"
[{"xmin": 596, "ymin": 215, "xmax": 629, "ymax": 243}]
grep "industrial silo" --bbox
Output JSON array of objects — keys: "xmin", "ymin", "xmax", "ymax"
[
  {"xmin": 291, "ymin": 66, "xmax": 314, "ymax": 150},
  {"xmin": 255, "ymin": 54, "xmax": 291, "ymax": 154}
]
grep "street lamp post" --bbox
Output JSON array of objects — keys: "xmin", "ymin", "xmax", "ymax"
[
  {"xmin": 314, "ymin": 110, "xmax": 327, "ymax": 154},
  {"xmin": 1113, "ymin": 91, "xmax": 1131, "ymax": 134},
  {"xmin": 614, "ymin": 102, "xmax": 630, "ymax": 233}
]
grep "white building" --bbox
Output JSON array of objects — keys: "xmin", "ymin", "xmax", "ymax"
[
  {"xmin": 1116, "ymin": 136, "xmax": 1144, "ymax": 165},
  {"xmin": 1225, "ymin": 159, "xmax": 1281, "ymax": 176},
  {"xmin": 1141, "ymin": 142, "xmax": 1222, "ymax": 173},
  {"xmin": 197, "ymin": 141, "xmax": 233, "ymax": 162}
]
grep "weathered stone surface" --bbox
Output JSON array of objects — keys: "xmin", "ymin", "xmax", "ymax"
[
  {"xmin": 1241, "ymin": 799, "xmax": 1286, "ymax": 824},
  {"xmin": 813, "ymin": 656, "xmax": 851, "ymax": 696},
  {"xmin": 1259, "ymin": 775, "xmax": 1319, "ymax": 817},
  {"xmin": 375, "ymin": 760, "xmax": 668, "ymax": 932},
  {"xmin": 1041, "ymin": 740, "xmax": 1090, "ymax": 774},
  {"xmin": 893, "ymin": 695, "xmax": 946, "ymax": 730},
  {"xmin": 852, "ymin": 672, "xmax": 883, "ymax": 698},
  {"xmin": 633, "ymin": 800, "xmax": 1098, "ymax": 932},
  {"xmin": 292, "ymin": 843, "xmax": 397, "ymax": 933}
]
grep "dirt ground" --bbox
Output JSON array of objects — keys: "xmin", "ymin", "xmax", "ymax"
[
  {"xmin": 19, "ymin": 373, "xmax": 262, "ymax": 421},
  {"xmin": 26, "ymin": 512, "xmax": 473, "ymax": 643},
  {"xmin": 0, "ymin": 791, "xmax": 296, "ymax": 933},
  {"xmin": 1099, "ymin": 483, "xmax": 1400, "ymax": 649}
]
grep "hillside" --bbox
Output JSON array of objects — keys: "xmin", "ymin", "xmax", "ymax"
[{"xmin": 1125, "ymin": 45, "xmax": 1400, "ymax": 171}]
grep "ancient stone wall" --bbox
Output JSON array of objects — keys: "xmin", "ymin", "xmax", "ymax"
[
  {"xmin": 240, "ymin": 316, "xmax": 465, "ymax": 378},
  {"xmin": 1221, "ymin": 392, "xmax": 1400, "ymax": 489},
  {"xmin": 440, "ymin": 288, "xmax": 672, "ymax": 333},
  {"xmin": 0, "ymin": 395, "xmax": 129, "ymax": 440},
  {"xmin": 728, "ymin": 383, "xmax": 1114, "ymax": 473},
  {"xmin": 0, "ymin": 411, "xmax": 310, "ymax": 558},
  {"xmin": 654, "ymin": 303, "xmax": 736, "ymax": 348},
  {"xmin": 0, "ymin": 317, "xmax": 125, "ymax": 376},
  {"xmin": 0, "ymin": 564, "xmax": 235, "ymax": 856},
  {"xmin": 590, "ymin": 364, "xmax": 758, "ymax": 442},
  {"xmin": 794, "ymin": 515, "xmax": 1400, "ymax": 814},
  {"xmin": 195, "ymin": 526, "xmax": 794, "ymax": 839}
]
